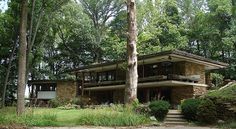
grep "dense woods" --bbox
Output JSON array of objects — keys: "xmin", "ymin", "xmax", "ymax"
[{"xmin": 0, "ymin": 0, "xmax": 236, "ymax": 107}]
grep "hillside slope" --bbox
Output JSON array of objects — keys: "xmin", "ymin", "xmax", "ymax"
[{"xmin": 207, "ymin": 83, "xmax": 236, "ymax": 100}]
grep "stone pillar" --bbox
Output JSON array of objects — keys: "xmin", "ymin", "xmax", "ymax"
[
  {"xmin": 171, "ymin": 86, "xmax": 193, "ymax": 106},
  {"xmin": 56, "ymin": 81, "xmax": 77, "ymax": 100},
  {"xmin": 193, "ymin": 86, "xmax": 207, "ymax": 97},
  {"xmin": 184, "ymin": 62, "xmax": 205, "ymax": 84}
]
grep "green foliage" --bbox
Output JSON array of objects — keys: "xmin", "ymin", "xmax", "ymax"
[
  {"xmin": 0, "ymin": 106, "xmax": 150, "ymax": 126},
  {"xmin": 205, "ymin": 84, "xmax": 236, "ymax": 120},
  {"xmin": 1, "ymin": 0, "xmax": 236, "ymax": 106},
  {"xmin": 48, "ymin": 98, "xmax": 62, "ymax": 108},
  {"xmin": 197, "ymin": 99, "xmax": 217, "ymax": 124},
  {"xmin": 207, "ymin": 84, "xmax": 236, "ymax": 100},
  {"xmin": 131, "ymin": 98, "xmax": 140, "ymax": 109},
  {"xmin": 0, "ymin": 107, "xmax": 58, "ymax": 126},
  {"xmin": 181, "ymin": 98, "xmax": 201, "ymax": 121},
  {"xmin": 49, "ymin": 97, "xmax": 85, "ymax": 108},
  {"xmin": 211, "ymin": 73, "xmax": 224, "ymax": 87},
  {"xmin": 134, "ymin": 105, "xmax": 150, "ymax": 115},
  {"xmin": 57, "ymin": 104, "xmax": 77, "ymax": 110},
  {"xmin": 149, "ymin": 100, "xmax": 170, "ymax": 121},
  {"xmin": 75, "ymin": 108, "xmax": 148, "ymax": 126}
]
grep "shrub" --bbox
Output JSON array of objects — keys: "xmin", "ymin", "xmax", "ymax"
[
  {"xmin": 48, "ymin": 98, "xmax": 62, "ymax": 108},
  {"xmin": 197, "ymin": 98, "xmax": 217, "ymax": 124},
  {"xmin": 181, "ymin": 98, "xmax": 201, "ymax": 121},
  {"xmin": 149, "ymin": 100, "xmax": 170, "ymax": 121},
  {"xmin": 134, "ymin": 105, "xmax": 150, "ymax": 115},
  {"xmin": 71, "ymin": 97, "xmax": 81, "ymax": 105},
  {"xmin": 211, "ymin": 73, "xmax": 224, "ymax": 87},
  {"xmin": 132, "ymin": 98, "xmax": 140, "ymax": 109}
]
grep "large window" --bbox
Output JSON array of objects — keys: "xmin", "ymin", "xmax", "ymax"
[
  {"xmin": 142, "ymin": 63, "xmax": 159, "ymax": 77},
  {"xmin": 160, "ymin": 61, "xmax": 173, "ymax": 75},
  {"xmin": 97, "ymin": 70, "xmax": 116, "ymax": 82}
]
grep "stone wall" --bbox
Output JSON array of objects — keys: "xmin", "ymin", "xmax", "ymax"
[
  {"xmin": 56, "ymin": 81, "xmax": 77, "ymax": 100},
  {"xmin": 171, "ymin": 86, "xmax": 193, "ymax": 105},
  {"xmin": 171, "ymin": 86, "xmax": 207, "ymax": 106},
  {"xmin": 184, "ymin": 62, "xmax": 205, "ymax": 84},
  {"xmin": 193, "ymin": 86, "xmax": 207, "ymax": 97}
]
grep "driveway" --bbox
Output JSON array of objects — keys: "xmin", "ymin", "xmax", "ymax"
[{"xmin": 32, "ymin": 126, "xmax": 217, "ymax": 129}]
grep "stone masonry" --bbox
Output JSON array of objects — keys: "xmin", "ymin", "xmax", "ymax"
[
  {"xmin": 171, "ymin": 86, "xmax": 193, "ymax": 105},
  {"xmin": 56, "ymin": 81, "xmax": 77, "ymax": 100},
  {"xmin": 171, "ymin": 85, "xmax": 207, "ymax": 106},
  {"xmin": 184, "ymin": 62, "xmax": 205, "ymax": 84},
  {"xmin": 193, "ymin": 86, "xmax": 207, "ymax": 97}
]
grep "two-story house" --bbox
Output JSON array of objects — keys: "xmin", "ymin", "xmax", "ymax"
[{"xmin": 28, "ymin": 50, "xmax": 228, "ymax": 107}]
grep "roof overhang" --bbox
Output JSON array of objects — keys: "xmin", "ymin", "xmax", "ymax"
[
  {"xmin": 70, "ymin": 50, "xmax": 228, "ymax": 73},
  {"xmin": 83, "ymin": 80, "xmax": 208, "ymax": 91}
]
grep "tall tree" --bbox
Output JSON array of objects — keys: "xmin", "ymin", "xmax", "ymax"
[
  {"xmin": 17, "ymin": 0, "xmax": 28, "ymax": 115},
  {"xmin": 79, "ymin": 0, "xmax": 123, "ymax": 62},
  {"xmin": 125, "ymin": 0, "xmax": 138, "ymax": 104}
]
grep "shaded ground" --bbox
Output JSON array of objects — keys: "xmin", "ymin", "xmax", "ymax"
[{"xmin": 32, "ymin": 126, "xmax": 217, "ymax": 129}]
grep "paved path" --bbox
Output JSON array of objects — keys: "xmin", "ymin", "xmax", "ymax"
[{"xmin": 32, "ymin": 126, "xmax": 217, "ymax": 129}]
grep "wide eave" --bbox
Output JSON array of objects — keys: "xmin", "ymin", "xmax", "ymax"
[{"xmin": 68, "ymin": 50, "xmax": 228, "ymax": 73}]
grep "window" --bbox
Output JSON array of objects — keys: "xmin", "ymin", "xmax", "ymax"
[
  {"xmin": 97, "ymin": 70, "xmax": 116, "ymax": 81},
  {"xmin": 107, "ymin": 71, "xmax": 115, "ymax": 81},
  {"xmin": 161, "ymin": 61, "xmax": 173, "ymax": 75}
]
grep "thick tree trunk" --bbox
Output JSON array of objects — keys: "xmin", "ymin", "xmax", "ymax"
[
  {"xmin": 17, "ymin": 0, "xmax": 28, "ymax": 115},
  {"xmin": 125, "ymin": 0, "xmax": 138, "ymax": 104}
]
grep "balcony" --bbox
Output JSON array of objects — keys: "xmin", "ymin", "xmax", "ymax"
[{"xmin": 83, "ymin": 74, "xmax": 202, "ymax": 90}]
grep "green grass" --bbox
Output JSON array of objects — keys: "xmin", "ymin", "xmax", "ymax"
[
  {"xmin": 207, "ymin": 84, "xmax": 236, "ymax": 100},
  {"xmin": 0, "ymin": 106, "xmax": 150, "ymax": 127}
]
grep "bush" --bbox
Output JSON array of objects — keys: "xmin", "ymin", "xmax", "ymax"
[
  {"xmin": 71, "ymin": 97, "xmax": 81, "ymax": 105},
  {"xmin": 48, "ymin": 98, "xmax": 62, "ymax": 108},
  {"xmin": 134, "ymin": 105, "xmax": 150, "ymax": 115},
  {"xmin": 197, "ymin": 98, "xmax": 217, "ymax": 124},
  {"xmin": 149, "ymin": 100, "xmax": 170, "ymax": 121},
  {"xmin": 181, "ymin": 98, "xmax": 201, "ymax": 121},
  {"xmin": 211, "ymin": 73, "xmax": 224, "ymax": 87},
  {"xmin": 49, "ymin": 97, "xmax": 82, "ymax": 108}
]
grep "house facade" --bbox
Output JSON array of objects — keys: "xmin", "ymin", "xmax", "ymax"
[{"xmin": 28, "ymin": 50, "xmax": 228, "ymax": 107}]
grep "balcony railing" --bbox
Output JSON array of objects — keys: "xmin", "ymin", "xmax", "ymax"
[{"xmin": 83, "ymin": 74, "xmax": 201, "ymax": 88}]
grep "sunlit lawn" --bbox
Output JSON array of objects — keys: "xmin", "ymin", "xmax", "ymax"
[{"xmin": 0, "ymin": 106, "xmax": 150, "ymax": 127}]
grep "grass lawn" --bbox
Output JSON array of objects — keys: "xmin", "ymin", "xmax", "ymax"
[{"xmin": 0, "ymin": 106, "xmax": 151, "ymax": 127}]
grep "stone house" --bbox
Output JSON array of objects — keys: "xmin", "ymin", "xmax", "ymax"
[{"xmin": 28, "ymin": 50, "xmax": 228, "ymax": 107}]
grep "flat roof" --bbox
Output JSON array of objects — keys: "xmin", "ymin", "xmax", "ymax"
[{"xmin": 67, "ymin": 50, "xmax": 228, "ymax": 73}]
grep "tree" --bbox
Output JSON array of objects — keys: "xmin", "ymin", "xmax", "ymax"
[
  {"xmin": 17, "ymin": 0, "xmax": 28, "ymax": 115},
  {"xmin": 0, "ymin": 1, "xmax": 19, "ymax": 108},
  {"xmin": 125, "ymin": 0, "xmax": 138, "ymax": 104},
  {"xmin": 79, "ymin": 0, "xmax": 124, "ymax": 62}
]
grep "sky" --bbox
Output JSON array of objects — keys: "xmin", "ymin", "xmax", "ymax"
[{"xmin": 0, "ymin": 0, "xmax": 8, "ymax": 12}]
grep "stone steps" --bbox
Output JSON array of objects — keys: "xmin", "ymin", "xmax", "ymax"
[
  {"xmin": 166, "ymin": 114, "xmax": 184, "ymax": 118},
  {"xmin": 164, "ymin": 110, "xmax": 188, "ymax": 125}
]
